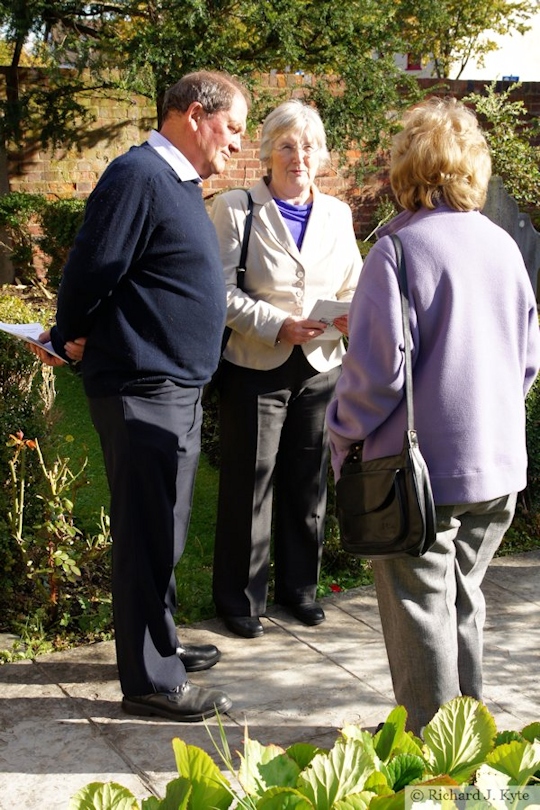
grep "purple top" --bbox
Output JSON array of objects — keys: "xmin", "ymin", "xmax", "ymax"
[
  {"xmin": 274, "ymin": 197, "xmax": 313, "ymax": 248},
  {"xmin": 326, "ymin": 204, "xmax": 540, "ymax": 505}
]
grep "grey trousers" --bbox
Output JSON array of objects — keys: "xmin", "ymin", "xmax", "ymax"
[
  {"xmin": 89, "ymin": 382, "xmax": 201, "ymax": 696},
  {"xmin": 372, "ymin": 492, "xmax": 517, "ymax": 736}
]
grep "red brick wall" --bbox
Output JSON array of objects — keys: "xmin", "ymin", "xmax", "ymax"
[{"xmin": 4, "ymin": 70, "xmax": 540, "ymax": 239}]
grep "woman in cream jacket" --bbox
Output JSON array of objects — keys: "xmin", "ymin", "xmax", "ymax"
[{"xmin": 211, "ymin": 100, "xmax": 362, "ymax": 638}]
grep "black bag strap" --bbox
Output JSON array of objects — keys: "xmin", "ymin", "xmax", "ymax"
[
  {"xmin": 236, "ymin": 191, "xmax": 254, "ymax": 292},
  {"xmin": 390, "ymin": 233, "xmax": 415, "ymax": 431}
]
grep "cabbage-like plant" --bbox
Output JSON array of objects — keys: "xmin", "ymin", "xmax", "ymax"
[{"xmin": 69, "ymin": 697, "xmax": 540, "ymax": 809}]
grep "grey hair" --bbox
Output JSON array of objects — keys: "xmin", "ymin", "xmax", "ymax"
[
  {"xmin": 259, "ymin": 99, "xmax": 330, "ymax": 167},
  {"xmin": 162, "ymin": 70, "xmax": 250, "ymax": 120}
]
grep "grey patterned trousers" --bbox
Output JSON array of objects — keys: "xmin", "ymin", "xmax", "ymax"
[{"xmin": 372, "ymin": 492, "xmax": 518, "ymax": 735}]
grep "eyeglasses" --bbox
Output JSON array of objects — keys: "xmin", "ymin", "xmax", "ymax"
[{"xmin": 273, "ymin": 143, "xmax": 319, "ymax": 157}]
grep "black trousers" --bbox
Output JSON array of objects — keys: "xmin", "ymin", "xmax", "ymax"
[
  {"xmin": 213, "ymin": 347, "xmax": 341, "ymax": 617},
  {"xmin": 89, "ymin": 381, "xmax": 201, "ymax": 696}
]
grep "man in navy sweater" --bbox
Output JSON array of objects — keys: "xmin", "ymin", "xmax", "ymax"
[{"xmin": 32, "ymin": 71, "xmax": 249, "ymax": 722}]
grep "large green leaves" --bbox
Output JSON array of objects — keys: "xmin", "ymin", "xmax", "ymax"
[
  {"xmin": 238, "ymin": 738, "xmax": 301, "ymax": 797},
  {"xmin": 521, "ymin": 723, "xmax": 540, "ymax": 745},
  {"xmin": 172, "ymin": 738, "xmax": 232, "ymax": 810},
  {"xmin": 487, "ymin": 740, "xmax": 540, "ymax": 785},
  {"xmin": 423, "ymin": 697, "xmax": 497, "ymax": 783},
  {"xmin": 256, "ymin": 786, "xmax": 315, "ymax": 808},
  {"xmin": 69, "ymin": 699, "xmax": 540, "ymax": 809},
  {"xmin": 297, "ymin": 738, "xmax": 376, "ymax": 809},
  {"xmin": 68, "ymin": 781, "xmax": 140, "ymax": 810}
]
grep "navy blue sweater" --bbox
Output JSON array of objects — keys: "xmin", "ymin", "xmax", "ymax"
[{"xmin": 51, "ymin": 143, "xmax": 226, "ymax": 397}]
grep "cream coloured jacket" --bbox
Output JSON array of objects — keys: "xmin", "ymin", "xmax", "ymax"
[{"xmin": 210, "ymin": 178, "xmax": 363, "ymax": 372}]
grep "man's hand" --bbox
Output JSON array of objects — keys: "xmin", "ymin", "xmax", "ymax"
[
  {"xmin": 27, "ymin": 331, "xmax": 87, "ymax": 367},
  {"xmin": 65, "ymin": 337, "xmax": 87, "ymax": 363},
  {"xmin": 27, "ymin": 329, "xmax": 65, "ymax": 366}
]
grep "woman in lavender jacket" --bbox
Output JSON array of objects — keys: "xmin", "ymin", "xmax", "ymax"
[{"xmin": 326, "ymin": 97, "xmax": 540, "ymax": 735}]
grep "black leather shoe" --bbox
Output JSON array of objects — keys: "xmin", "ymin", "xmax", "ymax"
[
  {"xmin": 176, "ymin": 643, "xmax": 221, "ymax": 672},
  {"xmin": 286, "ymin": 601, "xmax": 325, "ymax": 626},
  {"xmin": 223, "ymin": 615, "xmax": 264, "ymax": 638},
  {"xmin": 122, "ymin": 681, "xmax": 232, "ymax": 723}
]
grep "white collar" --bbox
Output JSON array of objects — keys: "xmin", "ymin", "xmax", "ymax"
[{"xmin": 147, "ymin": 130, "xmax": 201, "ymax": 183}]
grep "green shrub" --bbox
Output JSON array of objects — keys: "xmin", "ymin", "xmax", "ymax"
[
  {"xmin": 37, "ymin": 198, "xmax": 86, "ymax": 288},
  {"xmin": 0, "ymin": 192, "xmax": 85, "ymax": 288},
  {"xmin": 464, "ymin": 81, "xmax": 540, "ymax": 230},
  {"xmin": 0, "ymin": 192, "xmax": 46, "ymax": 282},
  {"xmin": 0, "ymin": 293, "xmax": 113, "ymax": 650},
  {"xmin": 0, "ymin": 294, "xmax": 54, "ymax": 626}
]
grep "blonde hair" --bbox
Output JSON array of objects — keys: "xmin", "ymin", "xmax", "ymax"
[
  {"xmin": 259, "ymin": 100, "xmax": 330, "ymax": 168},
  {"xmin": 390, "ymin": 96, "xmax": 492, "ymax": 212}
]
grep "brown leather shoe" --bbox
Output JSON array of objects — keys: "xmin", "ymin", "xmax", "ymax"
[{"xmin": 122, "ymin": 681, "xmax": 232, "ymax": 722}]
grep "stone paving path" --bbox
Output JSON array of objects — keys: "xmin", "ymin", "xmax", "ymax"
[{"xmin": 0, "ymin": 550, "xmax": 539, "ymax": 808}]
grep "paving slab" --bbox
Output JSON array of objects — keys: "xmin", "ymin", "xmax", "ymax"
[{"xmin": 0, "ymin": 550, "xmax": 538, "ymax": 808}]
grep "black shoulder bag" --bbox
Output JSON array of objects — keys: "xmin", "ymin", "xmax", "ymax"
[
  {"xmin": 203, "ymin": 190, "xmax": 254, "ymax": 403},
  {"xmin": 220, "ymin": 190, "xmax": 253, "ymax": 352},
  {"xmin": 335, "ymin": 234, "xmax": 437, "ymax": 559}
]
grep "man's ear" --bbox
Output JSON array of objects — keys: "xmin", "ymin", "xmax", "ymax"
[{"xmin": 186, "ymin": 101, "xmax": 204, "ymax": 130}]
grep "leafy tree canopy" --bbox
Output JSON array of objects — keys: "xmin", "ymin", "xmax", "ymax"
[
  {"xmin": 0, "ymin": 0, "xmax": 537, "ymax": 172},
  {"xmin": 0, "ymin": 0, "xmax": 419, "ymax": 164},
  {"xmin": 396, "ymin": 0, "xmax": 536, "ymax": 79}
]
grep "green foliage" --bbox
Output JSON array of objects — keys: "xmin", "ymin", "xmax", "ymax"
[
  {"xmin": 3, "ymin": 430, "xmax": 113, "ymax": 646},
  {"xmin": 0, "ymin": 192, "xmax": 46, "ymax": 282},
  {"xmin": 0, "ymin": 293, "xmax": 51, "ymax": 606},
  {"xmin": 37, "ymin": 198, "xmax": 86, "ymax": 288},
  {"xmin": 1, "ymin": 0, "xmax": 539, "ymax": 189},
  {"xmin": 0, "ymin": 193, "xmax": 86, "ymax": 288},
  {"xmin": 172, "ymin": 738, "xmax": 233, "ymax": 809},
  {"xmin": 395, "ymin": 0, "xmax": 536, "ymax": 79},
  {"xmin": 175, "ymin": 454, "xmax": 220, "ymax": 625},
  {"xmin": 0, "ymin": 294, "xmax": 113, "ymax": 648},
  {"xmin": 422, "ymin": 699, "xmax": 497, "ymax": 783},
  {"xmin": 68, "ymin": 782, "xmax": 139, "ymax": 810},
  {"xmin": 525, "ymin": 373, "xmax": 540, "ymax": 496},
  {"xmin": 49, "ymin": 365, "xmax": 110, "ymax": 528},
  {"xmin": 0, "ymin": 0, "xmax": 122, "ymax": 147},
  {"xmin": 464, "ymin": 81, "xmax": 540, "ymax": 221},
  {"xmin": 0, "ymin": 0, "xmax": 416, "ymax": 164},
  {"xmin": 308, "ymin": 62, "xmax": 421, "ymax": 183},
  {"xmin": 68, "ymin": 697, "xmax": 540, "ymax": 809}
]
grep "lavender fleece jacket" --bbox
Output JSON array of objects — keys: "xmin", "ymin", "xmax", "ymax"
[{"xmin": 326, "ymin": 204, "xmax": 540, "ymax": 505}]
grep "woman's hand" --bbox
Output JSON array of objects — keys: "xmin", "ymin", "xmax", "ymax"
[
  {"xmin": 332, "ymin": 314, "xmax": 349, "ymax": 336},
  {"xmin": 276, "ymin": 317, "xmax": 327, "ymax": 345}
]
